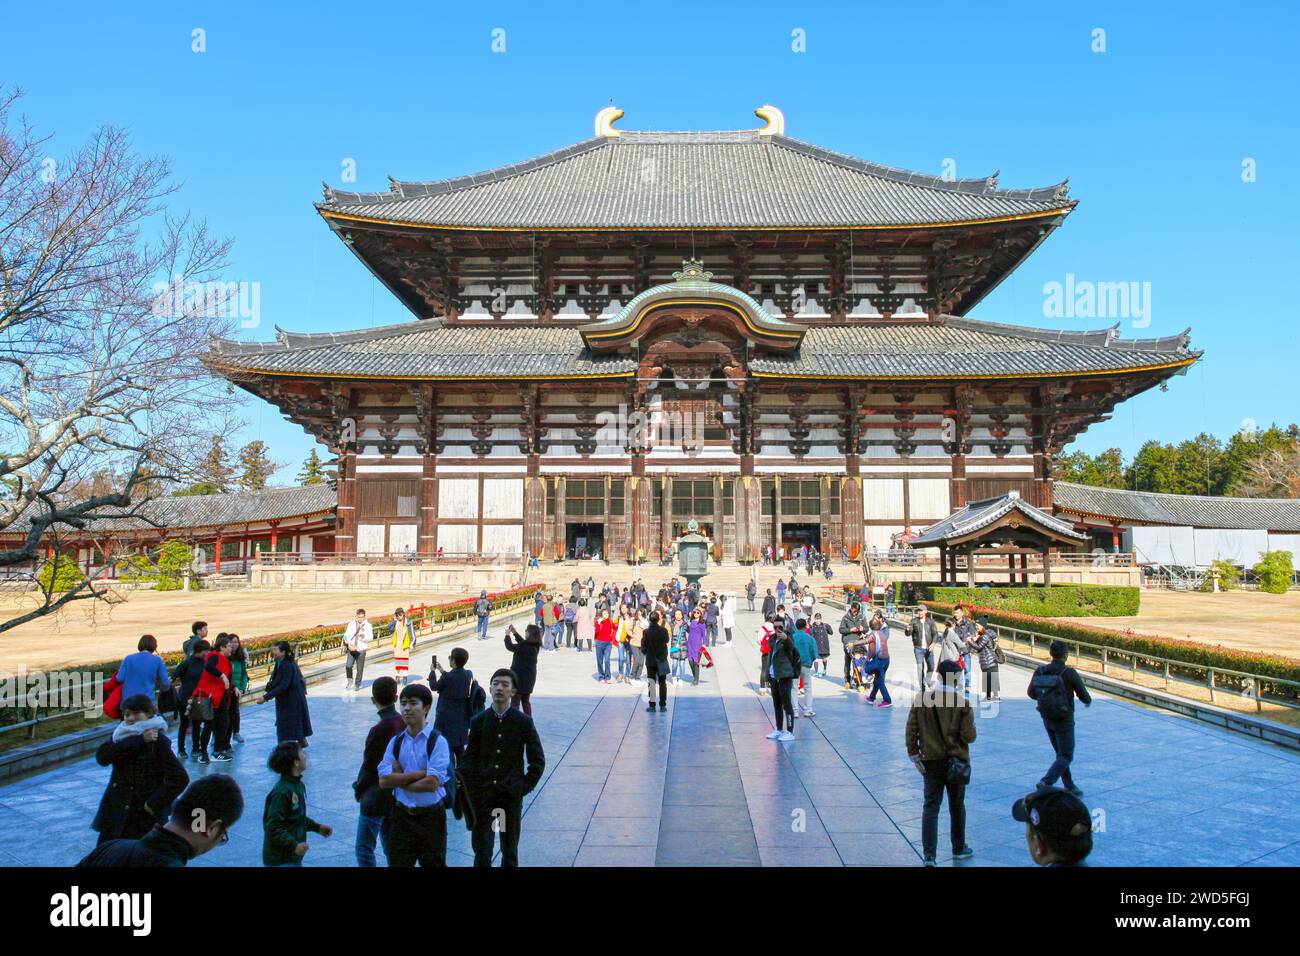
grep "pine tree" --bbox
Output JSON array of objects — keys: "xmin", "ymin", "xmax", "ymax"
[
  {"xmin": 297, "ymin": 448, "xmax": 326, "ymax": 486},
  {"xmin": 237, "ymin": 440, "xmax": 276, "ymax": 491},
  {"xmin": 200, "ymin": 436, "xmax": 236, "ymax": 492}
]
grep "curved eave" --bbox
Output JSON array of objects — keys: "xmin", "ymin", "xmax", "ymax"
[
  {"xmin": 583, "ymin": 292, "xmax": 803, "ymax": 351},
  {"xmin": 206, "ymin": 362, "xmax": 635, "ymax": 383},
  {"xmin": 750, "ymin": 355, "xmax": 1199, "ymax": 381},
  {"xmin": 315, "ymin": 205, "xmax": 1077, "ymax": 234}
]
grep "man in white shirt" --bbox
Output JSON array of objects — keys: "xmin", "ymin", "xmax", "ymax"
[
  {"xmin": 378, "ymin": 684, "xmax": 450, "ymax": 867},
  {"xmin": 343, "ymin": 608, "xmax": 373, "ymax": 691}
]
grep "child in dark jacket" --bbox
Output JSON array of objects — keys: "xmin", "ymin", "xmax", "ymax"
[
  {"xmin": 92, "ymin": 694, "xmax": 189, "ymax": 844},
  {"xmin": 262, "ymin": 741, "xmax": 332, "ymax": 866},
  {"xmin": 171, "ymin": 640, "xmax": 210, "ymax": 757}
]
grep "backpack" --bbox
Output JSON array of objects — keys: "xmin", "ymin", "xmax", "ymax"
[
  {"xmin": 389, "ymin": 729, "xmax": 455, "ymax": 811},
  {"xmin": 1031, "ymin": 668, "xmax": 1072, "ymax": 721},
  {"xmin": 475, "ymin": 598, "xmax": 490, "ymax": 617}
]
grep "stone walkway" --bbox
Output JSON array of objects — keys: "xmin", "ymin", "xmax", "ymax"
[{"xmin": 4, "ymin": 604, "xmax": 1300, "ymax": 867}]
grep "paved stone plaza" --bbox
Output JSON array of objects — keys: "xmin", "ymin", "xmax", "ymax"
[{"xmin": 3, "ymin": 604, "xmax": 1300, "ymax": 867}]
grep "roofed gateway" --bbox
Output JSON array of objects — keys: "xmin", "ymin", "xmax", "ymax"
[{"xmin": 208, "ymin": 107, "xmax": 1200, "ymax": 563}]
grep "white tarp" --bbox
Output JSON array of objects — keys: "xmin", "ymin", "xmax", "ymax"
[
  {"xmin": 1267, "ymin": 533, "xmax": 1300, "ymax": 562},
  {"xmin": 1192, "ymin": 528, "xmax": 1268, "ymax": 566},
  {"xmin": 1129, "ymin": 525, "xmax": 1270, "ymax": 567},
  {"xmin": 1129, "ymin": 525, "xmax": 1196, "ymax": 565}
]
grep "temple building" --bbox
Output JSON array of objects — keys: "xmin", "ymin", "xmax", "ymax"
[{"xmin": 206, "ymin": 106, "xmax": 1200, "ymax": 563}]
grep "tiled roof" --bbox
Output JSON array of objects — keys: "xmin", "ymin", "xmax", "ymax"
[
  {"xmin": 911, "ymin": 491, "xmax": 1087, "ymax": 546},
  {"xmin": 749, "ymin": 318, "xmax": 1197, "ymax": 378},
  {"xmin": 3, "ymin": 484, "xmax": 338, "ymax": 535},
  {"xmin": 210, "ymin": 324, "xmax": 638, "ymax": 378},
  {"xmin": 210, "ymin": 316, "xmax": 1196, "ymax": 380},
  {"xmin": 1054, "ymin": 482, "xmax": 1300, "ymax": 532},
  {"xmin": 317, "ymin": 130, "xmax": 1074, "ymax": 230}
]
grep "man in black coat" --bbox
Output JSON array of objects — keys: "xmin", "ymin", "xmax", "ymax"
[
  {"xmin": 462, "ymin": 668, "xmax": 545, "ymax": 867},
  {"xmin": 761, "ymin": 589, "xmax": 776, "ymax": 618},
  {"xmin": 77, "ymin": 776, "xmax": 243, "ymax": 867},
  {"xmin": 352, "ymin": 676, "xmax": 405, "ymax": 866}
]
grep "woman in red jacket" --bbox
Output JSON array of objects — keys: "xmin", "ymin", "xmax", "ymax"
[
  {"xmin": 190, "ymin": 634, "xmax": 234, "ymax": 764},
  {"xmin": 594, "ymin": 608, "xmax": 618, "ymax": 684}
]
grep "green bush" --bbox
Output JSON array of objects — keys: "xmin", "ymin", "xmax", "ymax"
[
  {"xmin": 37, "ymin": 554, "xmax": 85, "ymax": 592},
  {"xmin": 1253, "ymin": 550, "xmax": 1295, "ymax": 595},
  {"xmin": 155, "ymin": 540, "xmax": 195, "ymax": 591},
  {"xmin": 912, "ymin": 584, "xmax": 1139, "ymax": 617}
]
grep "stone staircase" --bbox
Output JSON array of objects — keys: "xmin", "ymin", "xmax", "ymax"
[{"xmin": 535, "ymin": 561, "xmax": 866, "ymax": 598}]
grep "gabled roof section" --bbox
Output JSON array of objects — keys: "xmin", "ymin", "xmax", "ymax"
[
  {"xmin": 317, "ymin": 128, "xmax": 1075, "ymax": 231},
  {"xmin": 580, "ymin": 260, "xmax": 804, "ymax": 351},
  {"xmin": 911, "ymin": 491, "xmax": 1088, "ymax": 548}
]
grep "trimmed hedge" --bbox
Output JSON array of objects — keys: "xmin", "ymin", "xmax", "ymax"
[
  {"xmin": 925, "ymin": 600, "xmax": 1300, "ymax": 702},
  {"xmin": 4, "ymin": 583, "xmax": 545, "ymax": 693},
  {"xmin": 914, "ymin": 584, "xmax": 1139, "ymax": 617}
]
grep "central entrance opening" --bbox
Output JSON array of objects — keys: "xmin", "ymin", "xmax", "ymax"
[
  {"xmin": 780, "ymin": 522, "xmax": 821, "ymax": 550},
  {"xmin": 672, "ymin": 521, "xmax": 714, "ymax": 540},
  {"xmin": 566, "ymin": 522, "xmax": 605, "ymax": 559}
]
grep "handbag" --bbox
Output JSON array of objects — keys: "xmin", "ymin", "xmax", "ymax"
[
  {"xmin": 188, "ymin": 692, "xmax": 214, "ymax": 723},
  {"xmin": 993, "ymin": 639, "xmax": 1007, "ymax": 665},
  {"xmin": 946, "ymin": 756, "xmax": 972, "ymax": 786}
]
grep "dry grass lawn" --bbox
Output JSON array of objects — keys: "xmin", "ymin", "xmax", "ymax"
[
  {"xmin": 0, "ymin": 587, "xmax": 477, "ymax": 672},
  {"xmin": 1055, "ymin": 587, "xmax": 1300, "ymax": 661}
]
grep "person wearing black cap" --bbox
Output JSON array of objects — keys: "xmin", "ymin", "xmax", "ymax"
[
  {"xmin": 1027, "ymin": 640, "xmax": 1091, "ymax": 797},
  {"xmin": 1011, "ymin": 787, "xmax": 1093, "ymax": 866},
  {"xmin": 905, "ymin": 659, "xmax": 976, "ymax": 866}
]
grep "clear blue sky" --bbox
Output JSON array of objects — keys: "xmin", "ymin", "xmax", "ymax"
[{"xmin": 4, "ymin": 1, "xmax": 1296, "ymax": 482}]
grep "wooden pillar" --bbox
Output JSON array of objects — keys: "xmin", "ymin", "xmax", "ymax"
[
  {"xmin": 1008, "ymin": 553, "xmax": 1016, "ymax": 585},
  {"xmin": 1042, "ymin": 546, "xmax": 1052, "ymax": 586},
  {"xmin": 773, "ymin": 475, "xmax": 783, "ymax": 559},
  {"xmin": 659, "ymin": 475, "xmax": 672, "ymax": 560},
  {"xmin": 553, "ymin": 477, "xmax": 567, "ymax": 558},
  {"xmin": 712, "ymin": 475, "xmax": 723, "ymax": 562},
  {"xmin": 419, "ymin": 452, "xmax": 438, "ymax": 556},
  {"xmin": 736, "ymin": 475, "xmax": 762, "ymax": 563},
  {"xmin": 215, "ymin": 535, "xmax": 223, "ymax": 574},
  {"xmin": 603, "ymin": 476, "xmax": 612, "ymax": 560},
  {"xmin": 951, "ymin": 453, "xmax": 968, "ymax": 510},
  {"xmin": 630, "ymin": 475, "xmax": 651, "ymax": 562},
  {"xmin": 840, "ymin": 475, "xmax": 863, "ymax": 560},
  {"xmin": 1111, "ymin": 522, "xmax": 1121, "ymax": 551},
  {"xmin": 1020, "ymin": 551, "xmax": 1028, "ymax": 585},
  {"xmin": 819, "ymin": 477, "xmax": 832, "ymax": 553},
  {"xmin": 337, "ymin": 447, "xmax": 357, "ymax": 558},
  {"xmin": 966, "ymin": 544, "xmax": 975, "ymax": 586},
  {"xmin": 523, "ymin": 475, "xmax": 545, "ymax": 558}
]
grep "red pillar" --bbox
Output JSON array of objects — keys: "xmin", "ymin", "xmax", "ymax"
[{"xmin": 215, "ymin": 535, "xmax": 223, "ymax": 574}]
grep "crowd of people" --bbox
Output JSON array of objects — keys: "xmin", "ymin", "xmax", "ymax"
[{"xmin": 78, "ymin": 582, "xmax": 1094, "ymax": 869}]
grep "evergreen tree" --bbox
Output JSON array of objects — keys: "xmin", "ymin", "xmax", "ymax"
[
  {"xmin": 200, "ymin": 436, "xmax": 236, "ymax": 492},
  {"xmin": 297, "ymin": 448, "xmax": 327, "ymax": 486},
  {"xmin": 236, "ymin": 440, "xmax": 276, "ymax": 491}
]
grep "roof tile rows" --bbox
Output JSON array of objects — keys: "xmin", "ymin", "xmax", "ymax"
[
  {"xmin": 318, "ymin": 131, "xmax": 1073, "ymax": 230},
  {"xmin": 911, "ymin": 491, "xmax": 1087, "ymax": 546},
  {"xmin": 3, "ymin": 484, "xmax": 338, "ymax": 535},
  {"xmin": 210, "ymin": 315, "xmax": 1194, "ymax": 380},
  {"xmin": 1053, "ymin": 482, "xmax": 1300, "ymax": 532}
]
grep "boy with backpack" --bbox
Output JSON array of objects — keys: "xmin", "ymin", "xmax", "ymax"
[
  {"xmin": 1027, "ymin": 640, "xmax": 1092, "ymax": 797},
  {"xmin": 378, "ymin": 684, "xmax": 452, "ymax": 866}
]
